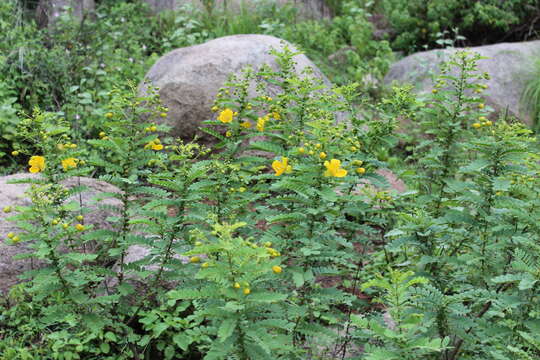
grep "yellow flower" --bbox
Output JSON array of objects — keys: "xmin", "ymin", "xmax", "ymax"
[
  {"xmin": 61, "ymin": 157, "xmax": 78, "ymax": 171},
  {"xmin": 76, "ymin": 215, "xmax": 84, "ymax": 221},
  {"xmin": 272, "ymin": 112, "xmax": 281, "ymax": 120},
  {"xmin": 478, "ymin": 103, "xmax": 485, "ymax": 109},
  {"xmin": 243, "ymin": 288, "xmax": 251, "ymax": 295},
  {"xmin": 472, "ymin": 123, "xmax": 481, "ymax": 129},
  {"xmin": 356, "ymin": 167, "xmax": 366, "ymax": 175},
  {"xmin": 298, "ymin": 147, "xmax": 305, "ymax": 154},
  {"xmin": 218, "ymin": 108, "xmax": 234, "ymax": 123},
  {"xmin": 190, "ymin": 256, "xmax": 200, "ymax": 263},
  {"xmin": 319, "ymin": 152, "xmax": 327, "ymax": 160},
  {"xmin": 225, "ymin": 131, "xmax": 232, "ymax": 137},
  {"xmin": 324, "ymin": 159, "xmax": 347, "ymax": 178},
  {"xmin": 160, "ymin": 112, "xmax": 167, "ymax": 118},
  {"xmin": 7, "ymin": 232, "xmax": 14, "ymax": 239},
  {"xmin": 272, "ymin": 265, "xmax": 282, "ymax": 274},
  {"xmin": 145, "ymin": 140, "xmax": 164, "ymax": 150},
  {"xmin": 99, "ymin": 131, "xmax": 106, "ymax": 138},
  {"xmin": 272, "ymin": 157, "xmax": 292, "ymax": 176},
  {"xmin": 11, "ymin": 236, "xmax": 20, "ymax": 243},
  {"xmin": 211, "ymin": 106, "xmax": 218, "ymax": 112},
  {"xmin": 28, "ymin": 156, "xmax": 45, "ymax": 173},
  {"xmin": 201, "ymin": 262, "xmax": 209, "ymax": 268},
  {"xmin": 75, "ymin": 224, "xmax": 85, "ymax": 231},
  {"xmin": 267, "ymin": 248, "xmax": 280, "ymax": 257},
  {"xmin": 240, "ymin": 121, "xmax": 252, "ymax": 129},
  {"xmin": 3, "ymin": 206, "xmax": 12, "ymax": 213},
  {"xmin": 11, "ymin": 151, "xmax": 19, "ymax": 156},
  {"xmin": 234, "ymin": 282, "xmax": 241, "ymax": 289},
  {"xmin": 256, "ymin": 117, "xmax": 266, "ymax": 132},
  {"xmin": 105, "ymin": 112, "xmax": 113, "ymax": 118}
]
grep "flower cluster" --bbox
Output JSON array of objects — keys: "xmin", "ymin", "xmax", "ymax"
[{"xmin": 144, "ymin": 139, "xmax": 163, "ymax": 151}]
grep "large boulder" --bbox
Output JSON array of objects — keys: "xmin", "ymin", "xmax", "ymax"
[
  {"xmin": 0, "ymin": 173, "xmax": 121, "ymax": 294},
  {"xmin": 36, "ymin": 0, "xmax": 95, "ymax": 28},
  {"xmin": 142, "ymin": 0, "xmax": 332, "ymax": 19},
  {"xmin": 384, "ymin": 41, "xmax": 540, "ymax": 127},
  {"xmin": 141, "ymin": 34, "xmax": 331, "ymax": 141}
]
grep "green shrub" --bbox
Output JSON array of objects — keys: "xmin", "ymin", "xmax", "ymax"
[
  {"xmin": 370, "ymin": 0, "xmax": 539, "ymax": 52},
  {"xmin": 2, "ymin": 43, "xmax": 539, "ymax": 360}
]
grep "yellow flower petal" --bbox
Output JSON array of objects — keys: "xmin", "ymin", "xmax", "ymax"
[
  {"xmin": 28, "ymin": 156, "xmax": 45, "ymax": 173},
  {"xmin": 61, "ymin": 157, "xmax": 78, "ymax": 171},
  {"xmin": 256, "ymin": 117, "xmax": 266, "ymax": 132},
  {"xmin": 324, "ymin": 159, "xmax": 347, "ymax": 177},
  {"xmin": 218, "ymin": 108, "xmax": 234, "ymax": 123},
  {"xmin": 272, "ymin": 157, "xmax": 291, "ymax": 176}
]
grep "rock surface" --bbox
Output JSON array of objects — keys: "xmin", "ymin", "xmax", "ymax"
[
  {"xmin": 36, "ymin": 0, "xmax": 95, "ymax": 28},
  {"xmin": 141, "ymin": 34, "xmax": 330, "ymax": 141},
  {"xmin": 142, "ymin": 0, "xmax": 332, "ymax": 18},
  {"xmin": 384, "ymin": 41, "xmax": 540, "ymax": 127},
  {"xmin": 0, "ymin": 173, "xmax": 121, "ymax": 294}
]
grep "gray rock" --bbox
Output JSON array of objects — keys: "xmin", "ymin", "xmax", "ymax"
[
  {"xmin": 0, "ymin": 173, "xmax": 121, "ymax": 294},
  {"xmin": 384, "ymin": 41, "xmax": 540, "ymax": 127},
  {"xmin": 141, "ymin": 34, "xmax": 332, "ymax": 141},
  {"xmin": 142, "ymin": 0, "xmax": 332, "ymax": 19},
  {"xmin": 36, "ymin": 0, "xmax": 95, "ymax": 28}
]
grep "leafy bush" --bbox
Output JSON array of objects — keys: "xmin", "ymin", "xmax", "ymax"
[
  {"xmin": 370, "ymin": 0, "xmax": 540, "ymax": 52},
  {"xmin": 1, "ymin": 42, "xmax": 539, "ymax": 360}
]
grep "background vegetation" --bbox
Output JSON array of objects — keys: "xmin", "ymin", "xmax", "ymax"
[{"xmin": 0, "ymin": 1, "xmax": 539, "ymax": 359}]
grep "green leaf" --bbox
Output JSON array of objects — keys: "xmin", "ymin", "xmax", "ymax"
[
  {"xmin": 518, "ymin": 275, "xmax": 537, "ymax": 290},
  {"xmin": 292, "ymin": 271, "xmax": 305, "ymax": 287},
  {"xmin": 100, "ymin": 342, "xmax": 110, "ymax": 354},
  {"xmin": 247, "ymin": 292, "xmax": 287, "ymax": 303},
  {"xmin": 217, "ymin": 318, "xmax": 237, "ymax": 342},
  {"xmin": 459, "ymin": 159, "xmax": 490, "ymax": 173},
  {"xmin": 173, "ymin": 333, "xmax": 192, "ymax": 351}
]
